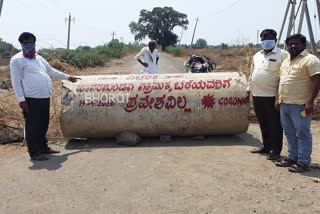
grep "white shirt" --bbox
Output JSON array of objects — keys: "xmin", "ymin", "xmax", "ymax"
[
  {"xmin": 247, "ymin": 47, "xmax": 289, "ymax": 97},
  {"xmin": 10, "ymin": 52, "xmax": 69, "ymax": 102},
  {"xmin": 135, "ymin": 47, "xmax": 160, "ymax": 74}
]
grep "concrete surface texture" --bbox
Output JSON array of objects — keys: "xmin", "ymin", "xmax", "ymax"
[
  {"xmin": 61, "ymin": 72, "xmax": 249, "ymax": 138},
  {"xmin": 1, "ymin": 53, "xmax": 320, "ymax": 214}
]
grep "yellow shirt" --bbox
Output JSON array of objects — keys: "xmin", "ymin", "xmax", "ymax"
[{"xmin": 279, "ymin": 50, "xmax": 320, "ymax": 105}]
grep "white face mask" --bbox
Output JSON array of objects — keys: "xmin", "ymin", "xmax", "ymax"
[{"xmin": 261, "ymin": 40, "xmax": 276, "ymax": 50}]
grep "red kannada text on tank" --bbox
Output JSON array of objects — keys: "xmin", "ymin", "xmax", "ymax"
[{"xmin": 124, "ymin": 94, "xmax": 187, "ymax": 112}]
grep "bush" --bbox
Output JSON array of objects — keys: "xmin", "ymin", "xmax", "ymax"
[
  {"xmin": 40, "ymin": 47, "xmax": 115, "ymax": 69},
  {"xmin": 38, "ymin": 41, "xmax": 144, "ymax": 69},
  {"xmin": 166, "ymin": 46, "xmax": 182, "ymax": 57},
  {"xmin": 0, "ymin": 38, "xmax": 19, "ymax": 58},
  {"xmin": 96, "ymin": 40, "xmax": 125, "ymax": 58}
]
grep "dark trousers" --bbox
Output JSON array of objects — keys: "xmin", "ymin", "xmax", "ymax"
[
  {"xmin": 253, "ymin": 96, "xmax": 283, "ymax": 154},
  {"xmin": 24, "ymin": 98, "xmax": 50, "ymax": 157}
]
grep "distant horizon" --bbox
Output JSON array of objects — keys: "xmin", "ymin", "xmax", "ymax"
[
  {"xmin": 2, "ymin": 38, "xmax": 320, "ymax": 53},
  {"xmin": 1, "ymin": 0, "xmax": 319, "ymax": 49}
]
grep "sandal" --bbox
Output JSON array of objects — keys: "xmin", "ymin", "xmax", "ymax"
[
  {"xmin": 288, "ymin": 163, "xmax": 311, "ymax": 173},
  {"xmin": 275, "ymin": 158, "xmax": 296, "ymax": 167}
]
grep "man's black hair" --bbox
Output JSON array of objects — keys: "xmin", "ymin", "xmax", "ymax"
[
  {"xmin": 18, "ymin": 32, "xmax": 36, "ymax": 43},
  {"xmin": 148, "ymin": 40, "xmax": 157, "ymax": 46},
  {"xmin": 285, "ymin": 34, "xmax": 307, "ymax": 46},
  {"xmin": 260, "ymin": 29, "xmax": 277, "ymax": 38}
]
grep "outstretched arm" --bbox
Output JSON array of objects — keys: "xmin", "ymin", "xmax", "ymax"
[{"xmin": 40, "ymin": 56, "xmax": 81, "ymax": 82}]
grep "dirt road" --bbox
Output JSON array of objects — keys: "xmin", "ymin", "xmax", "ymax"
[{"xmin": 1, "ymin": 53, "xmax": 320, "ymax": 214}]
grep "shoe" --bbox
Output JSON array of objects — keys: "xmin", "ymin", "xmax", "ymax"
[
  {"xmin": 31, "ymin": 154, "xmax": 49, "ymax": 161},
  {"xmin": 266, "ymin": 153, "xmax": 281, "ymax": 160},
  {"xmin": 250, "ymin": 147, "xmax": 270, "ymax": 154},
  {"xmin": 275, "ymin": 158, "xmax": 296, "ymax": 167},
  {"xmin": 42, "ymin": 147, "xmax": 60, "ymax": 154},
  {"xmin": 288, "ymin": 163, "xmax": 311, "ymax": 173}
]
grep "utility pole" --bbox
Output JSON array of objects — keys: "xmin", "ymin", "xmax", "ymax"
[
  {"xmin": 65, "ymin": 13, "xmax": 75, "ymax": 50},
  {"xmin": 279, "ymin": 0, "xmax": 320, "ymax": 56},
  {"xmin": 0, "ymin": 0, "xmax": 4, "ymax": 17},
  {"xmin": 317, "ymin": 0, "xmax": 320, "ymax": 30},
  {"xmin": 178, "ymin": 31, "xmax": 184, "ymax": 45},
  {"xmin": 315, "ymin": 0, "xmax": 320, "ymax": 43},
  {"xmin": 111, "ymin": 31, "xmax": 116, "ymax": 41},
  {"xmin": 190, "ymin": 17, "xmax": 199, "ymax": 48},
  {"xmin": 257, "ymin": 29, "xmax": 260, "ymax": 45},
  {"xmin": 314, "ymin": 9, "xmax": 317, "ymax": 42}
]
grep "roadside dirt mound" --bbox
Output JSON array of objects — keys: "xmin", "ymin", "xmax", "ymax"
[{"xmin": 0, "ymin": 123, "xmax": 23, "ymax": 144}]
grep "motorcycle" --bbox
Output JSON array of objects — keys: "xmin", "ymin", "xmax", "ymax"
[{"xmin": 184, "ymin": 54, "xmax": 216, "ymax": 73}]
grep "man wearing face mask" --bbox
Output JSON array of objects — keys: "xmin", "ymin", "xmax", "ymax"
[
  {"xmin": 10, "ymin": 32, "xmax": 80, "ymax": 161},
  {"xmin": 247, "ymin": 29, "xmax": 288, "ymax": 160}
]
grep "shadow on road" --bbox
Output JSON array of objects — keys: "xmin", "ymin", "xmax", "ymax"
[
  {"xmin": 63, "ymin": 134, "xmax": 320, "ymax": 179},
  {"xmin": 303, "ymin": 164, "xmax": 320, "ymax": 179},
  {"xmin": 65, "ymin": 133, "xmax": 261, "ymax": 150},
  {"xmin": 29, "ymin": 150, "xmax": 91, "ymax": 171}
]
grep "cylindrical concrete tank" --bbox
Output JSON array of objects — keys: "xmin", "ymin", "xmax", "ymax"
[{"xmin": 60, "ymin": 72, "xmax": 249, "ymax": 138}]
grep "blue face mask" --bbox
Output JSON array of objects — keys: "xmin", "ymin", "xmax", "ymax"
[
  {"xmin": 21, "ymin": 43, "xmax": 36, "ymax": 54},
  {"xmin": 261, "ymin": 40, "xmax": 276, "ymax": 50}
]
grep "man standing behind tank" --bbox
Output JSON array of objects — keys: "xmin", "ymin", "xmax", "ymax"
[
  {"xmin": 275, "ymin": 34, "xmax": 320, "ymax": 173},
  {"xmin": 135, "ymin": 40, "xmax": 160, "ymax": 74},
  {"xmin": 10, "ymin": 32, "xmax": 80, "ymax": 161},
  {"xmin": 246, "ymin": 29, "xmax": 289, "ymax": 160}
]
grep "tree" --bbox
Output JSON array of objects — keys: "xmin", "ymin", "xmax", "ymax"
[
  {"xmin": 247, "ymin": 43, "xmax": 254, "ymax": 48},
  {"xmin": 76, "ymin": 46, "xmax": 92, "ymax": 51},
  {"xmin": 0, "ymin": 38, "xmax": 19, "ymax": 57},
  {"xmin": 129, "ymin": 7, "xmax": 189, "ymax": 51},
  {"xmin": 194, "ymin": 38, "xmax": 208, "ymax": 49},
  {"xmin": 221, "ymin": 43, "xmax": 229, "ymax": 49}
]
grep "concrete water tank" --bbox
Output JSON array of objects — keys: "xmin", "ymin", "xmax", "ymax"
[{"xmin": 60, "ymin": 73, "xmax": 249, "ymax": 138}]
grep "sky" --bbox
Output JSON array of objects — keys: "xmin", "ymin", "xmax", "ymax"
[{"xmin": 0, "ymin": 0, "xmax": 319, "ymax": 49}]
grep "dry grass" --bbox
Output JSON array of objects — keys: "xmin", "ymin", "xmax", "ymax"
[
  {"xmin": 0, "ymin": 65, "xmax": 10, "ymax": 80},
  {"xmin": 178, "ymin": 48, "xmax": 258, "ymax": 79},
  {"xmin": 49, "ymin": 58, "xmax": 80, "ymax": 74},
  {"xmin": 0, "ymin": 65, "xmax": 76, "ymax": 141},
  {"xmin": 0, "ymin": 83, "xmax": 64, "ymax": 139},
  {"xmin": 0, "ymin": 49, "xmax": 319, "ymax": 143}
]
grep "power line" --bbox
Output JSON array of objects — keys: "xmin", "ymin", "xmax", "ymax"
[
  {"xmin": 36, "ymin": 0, "xmax": 67, "ymax": 16},
  {"xmin": 213, "ymin": 0, "xmax": 243, "ymax": 16}
]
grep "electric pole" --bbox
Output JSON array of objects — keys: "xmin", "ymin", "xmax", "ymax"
[
  {"xmin": 111, "ymin": 31, "xmax": 116, "ymax": 41},
  {"xmin": 279, "ymin": 0, "xmax": 320, "ymax": 56},
  {"xmin": 0, "ymin": 0, "xmax": 4, "ymax": 17},
  {"xmin": 190, "ymin": 17, "xmax": 199, "ymax": 48},
  {"xmin": 314, "ymin": 11, "xmax": 317, "ymax": 42},
  {"xmin": 257, "ymin": 29, "xmax": 260, "ymax": 45},
  {"xmin": 65, "ymin": 13, "xmax": 75, "ymax": 50},
  {"xmin": 178, "ymin": 31, "xmax": 184, "ymax": 45}
]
